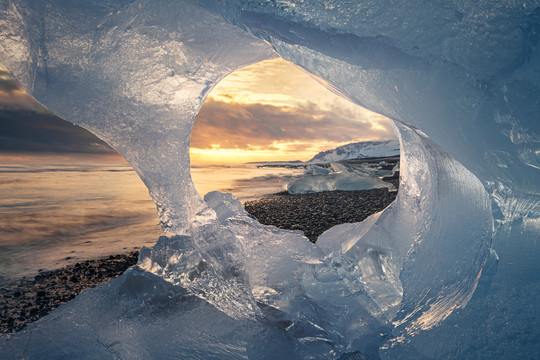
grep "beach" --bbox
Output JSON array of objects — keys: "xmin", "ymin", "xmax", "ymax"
[
  {"xmin": 0, "ymin": 185, "xmax": 398, "ymax": 333},
  {"xmin": 244, "ymin": 188, "xmax": 397, "ymax": 242}
]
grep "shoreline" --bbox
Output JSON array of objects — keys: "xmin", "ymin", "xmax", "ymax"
[
  {"xmin": 1, "ymin": 252, "xmax": 140, "ymax": 333},
  {"xmin": 1, "ymin": 187, "xmax": 398, "ymax": 333}
]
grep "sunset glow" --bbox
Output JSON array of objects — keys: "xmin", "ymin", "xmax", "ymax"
[
  {"xmin": 190, "ymin": 58, "xmax": 395, "ymax": 165},
  {"xmin": 190, "ymin": 139, "xmax": 382, "ymax": 165}
]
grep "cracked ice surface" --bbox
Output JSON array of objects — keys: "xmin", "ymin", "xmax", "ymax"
[{"xmin": 1, "ymin": 0, "xmax": 539, "ymax": 358}]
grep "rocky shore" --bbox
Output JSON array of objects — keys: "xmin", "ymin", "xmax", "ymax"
[
  {"xmin": 0, "ymin": 252, "xmax": 139, "ymax": 333},
  {"xmin": 1, "ymin": 187, "xmax": 397, "ymax": 333},
  {"xmin": 244, "ymin": 188, "xmax": 397, "ymax": 242}
]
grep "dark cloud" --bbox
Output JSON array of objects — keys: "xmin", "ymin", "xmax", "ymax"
[
  {"xmin": 0, "ymin": 110, "xmax": 115, "ymax": 154},
  {"xmin": 0, "ymin": 70, "xmax": 108, "ymax": 154},
  {"xmin": 0, "ymin": 69, "xmax": 52, "ymax": 114},
  {"xmin": 191, "ymin": 99, "xmax": 394, "ymax": 149},
  {"xmin": 0, "ymin": 69, "xmax": 21, "ymax": 94}
]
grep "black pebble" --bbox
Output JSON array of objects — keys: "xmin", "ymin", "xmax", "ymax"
[
  {"xmin": 244, "ymin": 189, "xmax": 397, "ymax": 243},
  {"xmin": 0, "ymin": 251, "xmax": 140, "ymax": 334}
]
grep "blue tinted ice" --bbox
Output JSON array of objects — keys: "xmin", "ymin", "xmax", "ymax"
[{"xmin": 1, "ymin": 1, "xmax": 538, "ymax": 358}]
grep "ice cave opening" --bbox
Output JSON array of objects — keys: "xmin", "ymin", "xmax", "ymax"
[
  {"xmin": 188, "ymin": 57, "xmax": 401, "ymax": 243},
  {"xmin": 2, "ymin": 1, "xmax": 538, "ymax": 358}
]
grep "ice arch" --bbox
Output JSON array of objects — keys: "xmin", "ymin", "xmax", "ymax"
[{"xmin": 0, "ymin": 0, "xmax": 538, "ymax": 358}]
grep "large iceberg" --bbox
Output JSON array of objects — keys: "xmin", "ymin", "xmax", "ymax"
[
  {"xmin": 1, "ymin": 0, "xmax": 539, "ymax": 358},
  {"xmin": 307, "ymin": 140, "xmax": 400, "ymax": 163}
]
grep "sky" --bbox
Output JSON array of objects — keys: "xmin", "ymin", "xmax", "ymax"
[
  {"xmin": 0, "ymin": 58, "xmax": 396, "ymax": 165},
  {"xmin": 0, "ymin": 68, "xmax": 117, "ymax": 157},
  {"xmin": 190, "ymin": 58, "xmax": 396, "ymax": 164},
  {"xmin": 0, "ymin": 68, "xmax": 47, "ymax": 114}
]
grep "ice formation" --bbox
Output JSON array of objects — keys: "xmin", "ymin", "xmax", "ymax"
[
  {"xmin": 1, "ymin": 0, "xmax": 539, "ymax": 358},
  {"xmin": 281, "ymin": 162, "xmax": 395, "ymax": 194}
]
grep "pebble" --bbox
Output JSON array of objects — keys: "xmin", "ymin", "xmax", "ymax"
[
  {"xmin": 244, "ymin": 188, "xmax": 397, "ymax": 242},
  {"xmin": 1, "ymin": 185, "xmax": 398, "ymax": 333},
  {"xmin": 0, "ymin": 251, "xmax": 139, "ymax": 333}
]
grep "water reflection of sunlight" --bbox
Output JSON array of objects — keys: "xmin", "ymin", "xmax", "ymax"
[
  {"xmin": 0, "ymin": 154, "xmax": 163, "ymax": 279},
  {"xmin": 190, "ymin": 164, "xmax": 304, "ymax": 203}
]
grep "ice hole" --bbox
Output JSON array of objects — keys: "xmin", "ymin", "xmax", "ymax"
[
  {"xmin": 0, "ymin": 1, "xmax": 505, "ymax": 355},
  {"xmin": 189, "ymin": 57, "xmax": 400, "ymax": 242}
]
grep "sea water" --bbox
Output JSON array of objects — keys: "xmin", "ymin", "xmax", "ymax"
[
  {"xmin": 0, "ymin": 155, "xmax": 302, "ymax": 281},
  {"xmin": 191, "ymin": 164, "xmax": 304, "ymax": 203}
]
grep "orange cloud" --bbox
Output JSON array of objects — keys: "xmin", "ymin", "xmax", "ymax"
[
  {"xmin": 191, "ymin": 99, "xmax": 394, "ymax": 151},
  {"xmin": 191, "ymin": 57, "xmax": 396, "ymax": 165}
]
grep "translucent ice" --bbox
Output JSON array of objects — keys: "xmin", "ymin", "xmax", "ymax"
[
  {"xmin": 281, "ymin": 162, "xmax": 395, "ymax": 194},
  {"xmin": 1, "ymin": 0, "xmax": 539, "ymax": 358}
]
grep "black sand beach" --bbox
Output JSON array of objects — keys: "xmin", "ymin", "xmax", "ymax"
[
  {"xmin": 1, "ymin": 186, "xmax": 397, "ymax": 333},
  {"xmin": 244, "ymin": 188, "xmax": 397, "ymax": 242},
  {"xmin": 1, "ymin": 252, "xmax": 139, "ymax": 333}
]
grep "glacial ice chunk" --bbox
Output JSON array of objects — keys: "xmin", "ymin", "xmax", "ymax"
[
  {"xmin": 1, "ymin": 0, "xmax": 539, "ymax": 358},
  {"xmin": 281, "ymin": 162, "xmax": 394, "ymax": 194}
]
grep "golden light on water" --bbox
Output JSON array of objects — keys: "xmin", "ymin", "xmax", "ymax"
[{"xmin": 0, "ymin": 153, "xmax": 162, "ymax": 277}]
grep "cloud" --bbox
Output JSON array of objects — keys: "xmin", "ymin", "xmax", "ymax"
[
  {"xmin": 210, "ymin": 58, "xmax": 356, "ymax": 109},
  {"xmin": 0, "ymin": 110, "xmax": 115, "ymax": 154},
  {"xmin": 0, "ymin": 69, "xmax": 53, "ymax": 114},
  {"xmin": 200, "ymin": 57, "xmax": 396, "ymax": 157},
  {"xmin": 0, "ymin": 69, "xmax": 21, "ymax": 94},
  {"xmin": 191, "ymin": 98, "xmax": 395, "ymax": 151}
]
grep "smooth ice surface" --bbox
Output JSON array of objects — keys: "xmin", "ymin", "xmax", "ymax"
[
  {"xmin": 1, "ymin": 0, "xmax": 539, "ymax": 358},
  {"xmin": 281, "ymin": 162, "xmax": 395, "ymax": 194}
]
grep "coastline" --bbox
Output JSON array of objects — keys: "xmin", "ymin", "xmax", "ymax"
[
  {"xmin": 1, "ymin": 186, "xmax": 398, "ymax": 333},
  {"xmin": 1, "ymin": 252, "xmax": 139, "ymax": 333}
]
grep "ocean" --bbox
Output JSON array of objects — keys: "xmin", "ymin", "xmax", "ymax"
[
  {"xmin": 191, "ymin": 163, "xmax": 304, "ymax": 203},
  {"xmin": 0, "ymin": 155, "xmax": 302, "ymax": 281}
]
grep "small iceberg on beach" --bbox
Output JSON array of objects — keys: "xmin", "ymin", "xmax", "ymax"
[{"xmin": 281, "ymin": 162, "xmax": 395, "ymax": 194}]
